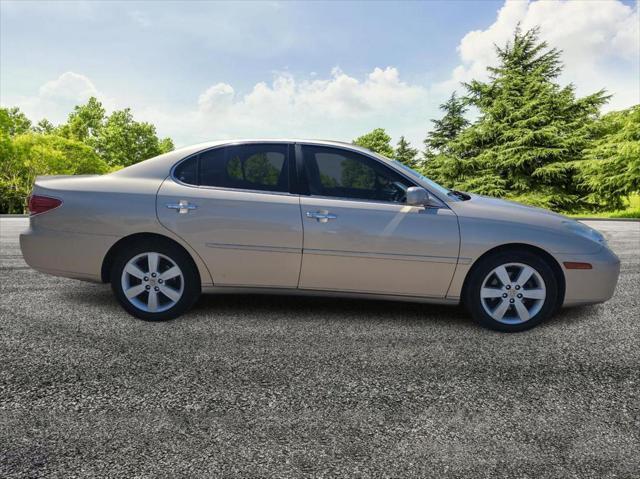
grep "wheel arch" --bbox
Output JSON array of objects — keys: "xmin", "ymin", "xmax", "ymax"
[
  {"xmin": 461, "ymin": 243, "xmax": 566, "ymax": 308},
  {"xmin": 101, "ymin": 232, "xmax": 203, "ymax": 285}
]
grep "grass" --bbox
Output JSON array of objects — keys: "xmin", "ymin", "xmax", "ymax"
[{"xmin": 568, "ymin": 194, "xmax": 640, "ymax": 219}]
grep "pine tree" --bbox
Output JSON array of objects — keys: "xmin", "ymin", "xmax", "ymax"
[
  {"xmin": 423, "ymin": 92, "xmax": 469, "ymax": 159},
  {"xmin": 575, "ymin": 105, "xmax": 640, "ymax": 210},
  {"xmin": 426, "ymin": 27, "xmax": 609, "ymax": 210},
  {"xmin": 394, "ymin": 136, "xmax": 419, "ymax": 168}
]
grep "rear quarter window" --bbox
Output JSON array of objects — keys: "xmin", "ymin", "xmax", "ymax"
[{"xmin": 174, "ymin": 156, "xmax": 198, "ymax": 185}]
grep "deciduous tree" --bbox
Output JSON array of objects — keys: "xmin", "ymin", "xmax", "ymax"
[
  {"xmin": 2, "ymin": 107, "xmax": 32, "ymax": 136},
  {"xmin": 95, "ymin": 108, "xmax": 174, "ymax": 167},
  {"xmin": 0, "ymin": 134, "xmax": 109, "ymax": 213},
  {"xmin": 58, "ymin": 97, "xmax": 106, "ymax": 143},
  {"xmin": 0, "ymin": 101, "xmax": 174, "ymax": 213},
  {"xmin": 353, "ymin": 128, "xmax": 394, "ymax": 158}
]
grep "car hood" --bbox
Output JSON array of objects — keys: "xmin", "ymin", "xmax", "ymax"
[
  {"xmin": 447, "ymin": 193, "xmax": 610, "ymax": 254},
  {"xmin": 449, "ymin": 193, "xmax": 569, "ymax": 229}
]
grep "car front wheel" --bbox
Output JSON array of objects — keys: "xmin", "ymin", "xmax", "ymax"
[
  {"xmin": 464, "ymin": 250, "xmax": 559, "ymax": 332},
  {"xmin": 111, "ymin": 240, "xmax": 200, "ymax": 321}
]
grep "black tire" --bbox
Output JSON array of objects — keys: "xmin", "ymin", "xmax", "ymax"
[
  {"xmin": 464, "ymin": 249, "xmax": 559, "ymax": 332},
  {"xmin": 110, "ymin": 239, "xmax": 201, "ymax": 321}
]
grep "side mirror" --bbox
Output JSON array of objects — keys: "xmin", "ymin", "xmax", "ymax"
[{"xmin": 406, "ymin": 186, "xmax": 439, "ymax": 207}]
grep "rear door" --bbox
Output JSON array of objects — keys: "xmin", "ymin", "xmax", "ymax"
[
  {"xmin": 157, "ymin": 142, "xmax": 303, "ymax": 288},
  {"xmin": 297, "ymin": 144, "xmax": 460, "ymax": 298}
]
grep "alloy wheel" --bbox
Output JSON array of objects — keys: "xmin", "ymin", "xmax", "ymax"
[
  {"xmin": 480, "ymin": 262, "xmax": 546, "ymax": 325},
  {"xmin": 120, "ymin": 252, "xmax": 184, "ymax": 313}
]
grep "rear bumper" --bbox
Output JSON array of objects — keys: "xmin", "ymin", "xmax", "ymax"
[
  {"xmin": 558, "ymin": 245, "xmax": 620, "ymax": 306},
  {"xmin": 20, "ymin": 225, "xmax": 116, "ymax": 282}
]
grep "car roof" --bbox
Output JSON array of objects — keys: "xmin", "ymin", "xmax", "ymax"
[{"xmin": 173, "ymin": 138, "xmax": 374, "ymax": 155}]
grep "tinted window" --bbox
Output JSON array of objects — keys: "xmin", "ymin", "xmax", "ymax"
[
  {"xmin": 199, "ymin": 144, "xmax": 289, "ymax": 192},
  {"xmin": 198, "ymin": 147, "xmax": 226, "ymax": 187},
  {"xmin": 174, "ymin": 156, "xmax": 198, "ymax": 185},
  {"xmin": 302, "ymin": 146, "xmax": 413, "ymax": 203}
]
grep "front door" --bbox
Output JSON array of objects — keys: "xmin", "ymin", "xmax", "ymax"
[
  {"xmin": 157, "ymin": 143, "xmax": 303, "ymax": 288},
  {"xmin": 298, "ymin": 145, "xmax": 460, "ymax": 298}
]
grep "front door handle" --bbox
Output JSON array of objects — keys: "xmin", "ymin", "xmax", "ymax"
[
  {"xmin": 306, "ymin": 211, "xmax": 337, "ymax": 223},
  {"xmin": 166, "ymin": 200, "xmax": 198, "ymax": 214}
]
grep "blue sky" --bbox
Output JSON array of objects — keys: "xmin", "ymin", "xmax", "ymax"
[{"xmin": 1, "ymin": 1, "xmax": 638, "ymax": 147}]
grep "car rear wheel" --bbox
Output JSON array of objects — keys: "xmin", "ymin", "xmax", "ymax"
[
  {"xmin": 464, "ymin": 250, "xmax": 558, "ymax": 332},
  {"xmin": 111, "ymin": 240, "xmax": 200, "ymax": 321}
]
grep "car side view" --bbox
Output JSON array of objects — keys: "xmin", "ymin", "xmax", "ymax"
[{"xmin": 20, "ymin": 140, "xmax": 620, "ymax": 332}]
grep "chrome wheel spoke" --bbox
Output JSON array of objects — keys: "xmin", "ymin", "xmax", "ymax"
[
  {"xmin": 147, "ymin": 253, "xmax": 159, "ymax": 275},
  {"xmin": 516, "ymin": 266, "xmax": 535, "ymax": 286},
  {"xmin": 522, "ymin": 288, "xmax": 545, "ymax": 300},
  {"xmin": 147, "ymin": 290, "xmax": 159, "ymax": 311},
  {"xmin": 125, "ymin": 284, "xmax": 145, "ymax": 298},
  {"xmin": 514, "ymin": 301, "xmax": 530, "ymax": 321},
  {"xmin": 494, "ymin": 266, "xmax": 511, "ymax": 287},
  {"xmin": 121, "ymin": 252, "xmax": 184, "ymax": 313},
  {"xmin": 124, "ymin": 263, "xmax": 145, "ymax": 280},
  {"xmin": 159, "ymin": 285, "xmax": 181, "ymax": 302},
  {"xmin": 159, "ymin": 266, "xmax": 181, "ymax": 280},
  {"xmin": 492, "ymin": 299, "xmax": 510, "ymax": 320},
  {"xmin": 481, "ymin": 287, "xmax": 504, "ymax": 299}
]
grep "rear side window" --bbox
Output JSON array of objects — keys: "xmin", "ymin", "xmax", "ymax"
[
  {"xmin": 225, "ymin": 145, "xmax": 288, "ymax": 191},
  {"xmin": 174, "ymin": 156, "xmax": 198, "ymax": 185},
  {"xmin": 173, "ymin": 145, "xmax": 290, "ymax": 192},
  {"xmin": 198, "ymin": 147, "xmax": 227, "ymax": 187},
  {"xmin": 302, "ymin": 145, "xmax": 413, "ymax": 203},
  {"xmin": 197, "ymin": 144, "xmax": 289, "ymax": 193}
]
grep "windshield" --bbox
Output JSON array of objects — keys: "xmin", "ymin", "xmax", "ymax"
[{"xmin": 388, "ymin": 159, "xmax": 452, "ymax": 197}]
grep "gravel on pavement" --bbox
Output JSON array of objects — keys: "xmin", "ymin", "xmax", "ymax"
[{"xmin": 1, "ymin": 218, "xmax": 639, "ymax": 478}]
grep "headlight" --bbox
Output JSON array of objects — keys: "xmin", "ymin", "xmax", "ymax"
[{"xmin": 562, "ymin": 220, "xmax": 607, "ymax": 245}]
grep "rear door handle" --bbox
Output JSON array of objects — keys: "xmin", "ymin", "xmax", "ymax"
[
  {"xmin": 306, "ymin": 211, "xmax": 337, "ymax": 223},
  {"xmin": 166, "ymin": 200, "xmax": 198, "ymax": 214}
]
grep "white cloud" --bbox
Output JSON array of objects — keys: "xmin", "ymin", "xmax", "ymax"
[
  {"xmin": 39, "ymin": 71, "xmax": 98, "ymax": 102},
  {"xmin": 141, "ymin": 66, "xmax": 433, "ymax": 147},
  {"xmin": 3, "ymin": 1, "xmax": 637, "ymax": 149},
  {"xmin": 121, "ymin": 1, "xmax": 640, "ymax": 146},
  {"xmin": 440, "ymin": 0, "xmax": 640, "ymax": 110},
  {"xmin": 3, "ymin": 71, "xmax": 104, "ymax": 124},
  {"xmin": 2, "ymin": 67, "xmax": 434, "ymax": 147},
  {"xmin": 197, "ymin": 83, "xmax": 235, "ymax": 112}
]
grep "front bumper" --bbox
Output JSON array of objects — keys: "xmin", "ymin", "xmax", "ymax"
[{"xmin": 558, "ymin": 245, "xmax": 620, "ymax": 306}]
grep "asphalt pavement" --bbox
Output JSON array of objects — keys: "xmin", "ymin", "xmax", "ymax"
[{"xmin": 1, "ymin": 217, "xmax": 639, "ymax": 478}]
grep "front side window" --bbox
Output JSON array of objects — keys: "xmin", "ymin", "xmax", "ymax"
[
  {"xmin": 177, "ymin": 144, "xmax": 289, "ymax": 192},
  {"xmin": 302, "ymin": 145, "xmax": 413, "ymax": 203}
]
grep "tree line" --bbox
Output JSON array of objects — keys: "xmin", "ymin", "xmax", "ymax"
[
  {"xmin": 0, "ymin": 99, "xmax": 174, "ymax": 213},
  {"xmin": 354, "ymin": 28, "xmax": 639, "ymax": 213},
  {"xmin": 1, "ymin": 27, "xmax": 638, "ymax": 214}
]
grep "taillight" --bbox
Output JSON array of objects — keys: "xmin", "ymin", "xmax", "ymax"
[{"xmin": 28, "ymin": 195, "xmax": 62, "ymax": 215}]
